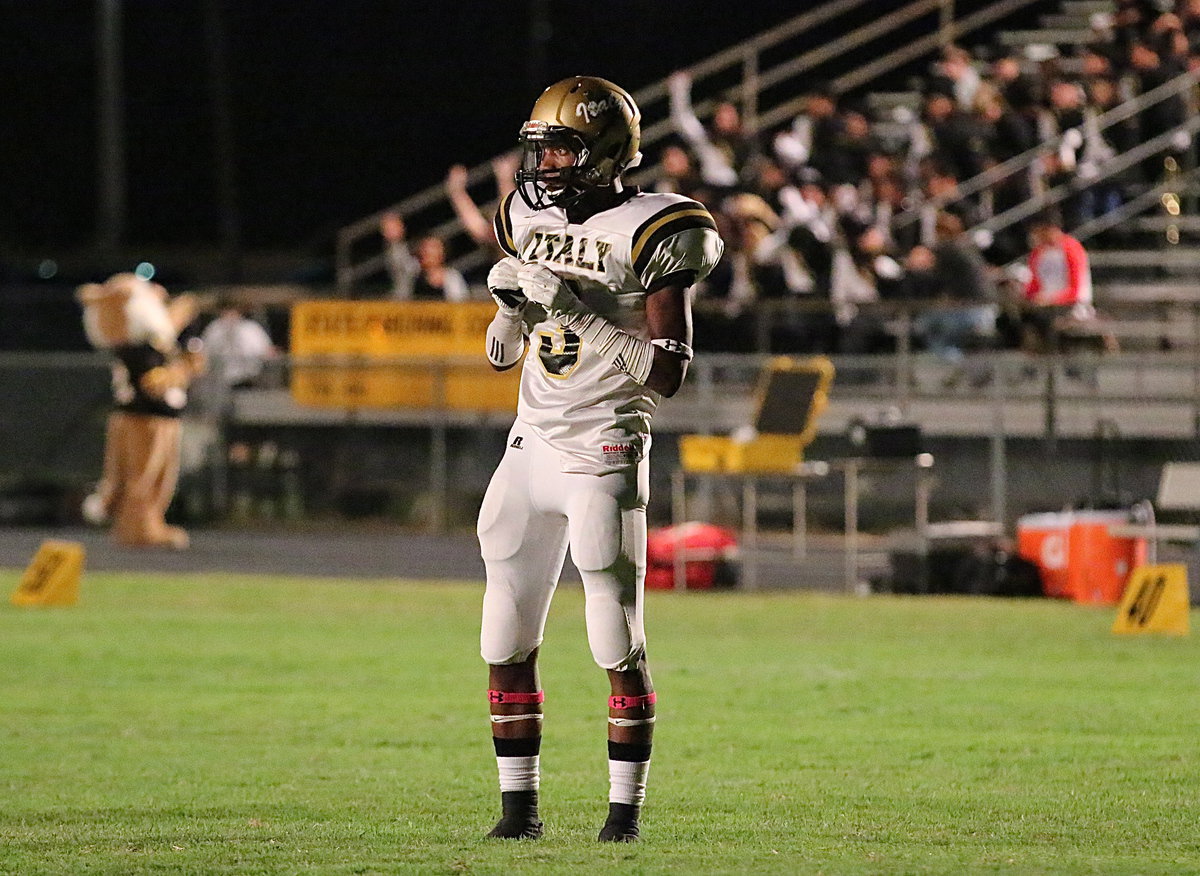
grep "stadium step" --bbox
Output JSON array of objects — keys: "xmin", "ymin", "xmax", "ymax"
[
  {"xmin": 996, "ymin": 27, "xmax": 1099, "ymax": 47},
  {"xmin": 1128, "ymin": 216, "xmax": 1200, "ymax": 233},
  {"xmin": 1094, "ymin": 281, "xmax": 1200, "ymax": 304},
  {"xmin": 1089, "ymin": 248, "xmax": 1200, "ymax": 270},
  {"xmin": 1039, "ymin": 13, "xmax": 1102, "ymax": 29},
  {"xmin": 1059, "ymin": 0, "xmax": 1115, "ymax": 15}
]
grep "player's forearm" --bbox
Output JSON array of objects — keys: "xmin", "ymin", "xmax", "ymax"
[
  {"xmin": 645, "ymin": 350, "xmax": 688, "ymax": 397},
  {"xmin": 557, "ymin": 307, "xmax": 691, "ymax": 395},
  {"xmin": 486, "ymin": 310, "xmax": 525, "ymax": 370}
]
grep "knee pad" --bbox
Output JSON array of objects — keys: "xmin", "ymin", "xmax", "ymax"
[
  {"xmin": 592, "ymin": 641, "xmax": 645, "ymax": 672},
  {"xmin": 480, "ymin": 640, "xmax": 540, "ymax": 667}
]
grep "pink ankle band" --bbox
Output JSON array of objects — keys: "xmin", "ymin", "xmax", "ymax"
[
  {"xmin": 609, "ymin": 692, "xmax": 657, "ymax": 709},
  {"xmin": 488, "ymin": 689, "xmax": 544, "ymax": 705}
]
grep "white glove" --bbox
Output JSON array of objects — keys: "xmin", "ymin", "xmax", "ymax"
[
  {"xmin": 517, "ymin": 263, "xmax": 577, "ymax": 316},
  {"xmin": 487, "ymin": 257, "xmax": 526, "ymax": 314}
]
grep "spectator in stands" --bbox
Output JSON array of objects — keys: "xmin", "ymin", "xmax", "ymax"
[
  {"xmin": 1081, "ymin": 44, "xmax": 1118, "ymax": 78},
  {"xmin": 832, "ymin": 223, "xmax": 904, "ymax": 355},
  {"xmin": 445, "ymin": 153, "xmax": 518, "ymax": 258},
  {"xmin": 914, "ymin": 162, "xmax": 982, "ymax": 246},
  {"xmin": 1113, "ymin": 0, "xmax": 1159, "ymax": 54},
  {"xmin": 668, "ymin": 71, "xmax": 754, "ymax": 190},
  {"xmin": 773, "ymin": 80, "xmax": 844, "ymax": 182},
  {"xmin": 936, "ymin": 44, "xmax": 984, "ymax": 111},
  {"xmin": 1180, "ymin": 0, "xmax": 1200, "ymax": 48},
  {"xmin": 869, "ymin": 171, "xmax": 921, "ymax": 254},
  {"xmin": 380, "ymin": 211, "xmax": 469, "ymax": 301},
  {"xmin": 909, "ymin": 212, "xmax": 998, "ymax": 386},
  {"xmin": 1020, "ymin": 208, "xmax": 1095, "ymax": 353},
  {"xmin": 651, "ymin": 141, "xmax": 705, "ymax": 197},
  {"xmin": 1127, "ymin": 36, "xmax": 1190, "ymax": 183},
  {"xmin": 917, "ymin": 84, "xmax": 989, "ymax": 182},
  {"xmin": 827, "ymin": 104, "xmax": 878, "ymax": 186},
  {"xmin": 989, "ymin": 51, "xmax": 1041, "ymax": 110},
  {"xmin": 200, "ymin": 299, "xmax": 278, "ymax": 389},
  {"xmin": 1037, "ymin": 80, "xmax": 1091, "ymax": 230},
  {"xmin": 776, "ymin": 168, "xmax": 838, "ymax": 299},
  {"xmin": 1078, "ymin": 75, "xmax": 1136, "ymax": 222}
]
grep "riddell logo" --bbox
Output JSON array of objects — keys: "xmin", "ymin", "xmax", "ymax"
[
  {"xmin": 602, "ymin": 444, "xmax": 632, "ymax": 454},
  {"xmin": 510, "ymin": 436, "xmax": 524, "ymax": 449}
]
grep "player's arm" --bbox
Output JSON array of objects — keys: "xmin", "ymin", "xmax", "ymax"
[
  {"xmin": 517, "ymin": 264, "xmax": 695, "ymax": 397},
  {"xmin": 485, "ymin": 257, "xmax": 528, "ymax": 372},
  {"xmin": 643, "ymin": 270, "xmax": 695, "ymax": 398}
]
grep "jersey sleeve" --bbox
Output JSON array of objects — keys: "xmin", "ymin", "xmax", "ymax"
[
  {"xmin": 629, "ymin": 199, "xmax": 724, "ymax": 289},
  {"xmin": 493, "ymin": 190, "xmax": 520, "ymax": 258}
]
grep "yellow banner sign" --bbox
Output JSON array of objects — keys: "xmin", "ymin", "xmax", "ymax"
[
  {"xmin": 289, "ymin": 301, "xmax": 519, "ymax": 410},
  {"xmin": 291, "ymin": 300, "xmax": 497, "ymax": 357}
]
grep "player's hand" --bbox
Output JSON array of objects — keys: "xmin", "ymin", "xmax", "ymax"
[
  {"xmin": 518, "ymin": 263, "xmax": 576, "ymax": 315},
  {"xmin": 487, "ymin": 257, "xmax": 526, "ymax": 313}
]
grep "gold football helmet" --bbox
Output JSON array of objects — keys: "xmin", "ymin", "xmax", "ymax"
[{"xmin": 516, "ymin": 75, "xmax": 642, "ymax": 210}]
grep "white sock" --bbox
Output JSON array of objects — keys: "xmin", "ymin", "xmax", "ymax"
[
  {"xmin": 608, "ymin": 759, "xmax": 650, "ymax": 806},
  {"xmin": 497, "ymin": 755, "xmax": 540, "ymax": 792}
]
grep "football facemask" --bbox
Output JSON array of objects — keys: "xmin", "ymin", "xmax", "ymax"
[{"xmin": 516, "ymin": 126, "xmax": 592, "ymax": 210}]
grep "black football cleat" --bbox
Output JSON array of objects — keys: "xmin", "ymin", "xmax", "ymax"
[
  {"xmin": 597, "ymin": 802, "xmax": 640, "ymax": 842},
  {"xmin": 486, "ymin": 815, "xmax": 544, "ymax": 839},
  {"xmin": 485, "ymin": 790, "xmax": 543, "ymax": 840}
]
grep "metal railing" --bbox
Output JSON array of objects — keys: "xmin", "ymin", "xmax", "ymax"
[
  {"xmin": 334, "ymin": 0, "xmax": 1048, "ymax": 295},
  {"xmin": 8, "ymin": 334, "xmax": 1200, "ymax": 533}
]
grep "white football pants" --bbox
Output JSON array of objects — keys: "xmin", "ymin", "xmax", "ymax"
[{"xmin": 477, "ymin": 421, "xmax": 649, "ymax": 670}]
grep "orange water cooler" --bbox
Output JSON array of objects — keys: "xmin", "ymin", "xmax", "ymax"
[{"xmin": 1016, "ymin": 510, "xmax": 1147, "ymax": 604}]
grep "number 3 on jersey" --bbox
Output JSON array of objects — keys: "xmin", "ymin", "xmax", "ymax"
[{"xmin": 537, "ymin": 327, "xmax": 581, "ymax": 378}]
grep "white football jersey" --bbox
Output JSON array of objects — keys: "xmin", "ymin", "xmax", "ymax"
[{"xmin": 493, "ymin": 188, "xmax": 724, "ymax": 474}]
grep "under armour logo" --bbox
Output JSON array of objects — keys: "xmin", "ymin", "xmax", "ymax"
[
  {"xmin": 488, "ymin": 691, "xmax": 506, "ymax": 704},
  {"xmin": 510, "ymin": 436, "xmax": 524, "ymax": 449},
  {"xmin": 611, "ymin": 696, "xmax": 631, "ymax": 709}
]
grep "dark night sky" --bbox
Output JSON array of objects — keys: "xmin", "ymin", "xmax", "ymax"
[{"xmin": 2, "ymin": 1, "xmax": 1038, "ymax": 258}]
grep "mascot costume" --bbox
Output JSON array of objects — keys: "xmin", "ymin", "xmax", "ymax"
[{"xmin": 77, "ymin": 273, "xmax": 205, "ymax": 549}]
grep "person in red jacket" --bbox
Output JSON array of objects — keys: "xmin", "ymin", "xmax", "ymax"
[{"xmin": 1020, "ymin": 208, "xmax": 1095, "ymax": 352}]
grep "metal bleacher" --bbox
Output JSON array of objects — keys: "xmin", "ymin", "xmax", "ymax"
[
  {"xmin": 316, "ymin": 0, "xmax": 1200, "ymax": 455},
  {"xmin": 333, "ymin": 0, "xmax": 1054, "ymax": 295}
]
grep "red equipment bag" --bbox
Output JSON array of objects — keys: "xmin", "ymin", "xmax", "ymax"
[{"xmin": 645, "ymin": 522, "xmax": 739, "ymax": 590}]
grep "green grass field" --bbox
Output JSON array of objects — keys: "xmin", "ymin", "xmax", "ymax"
[{"xmin": 2, "ymin": 571, "xmax": 1198, "ymax": 875}]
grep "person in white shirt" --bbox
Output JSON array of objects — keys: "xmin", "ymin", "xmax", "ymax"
[{"xmin": 199, "ymin": 301, "xmax": 277, "ymax": 389}]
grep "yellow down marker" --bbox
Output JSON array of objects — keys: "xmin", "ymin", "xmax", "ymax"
[
  {"xmin": 1112, "ymin": 564, "xmax": 1190, "ymax": 635},
  {"xmin": 11, "ymin": 540, "xmax": 84, "ymax": 607}
]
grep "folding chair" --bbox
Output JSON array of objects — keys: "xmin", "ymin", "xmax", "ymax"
[{"xmin": 678, "ymin": 356, "xmax": 835, "ymax": 474}]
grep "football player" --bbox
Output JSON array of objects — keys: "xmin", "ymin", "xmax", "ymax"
[{"xmin": 477, "ymin": 75, "xmax": 724, "ymax": 842}]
